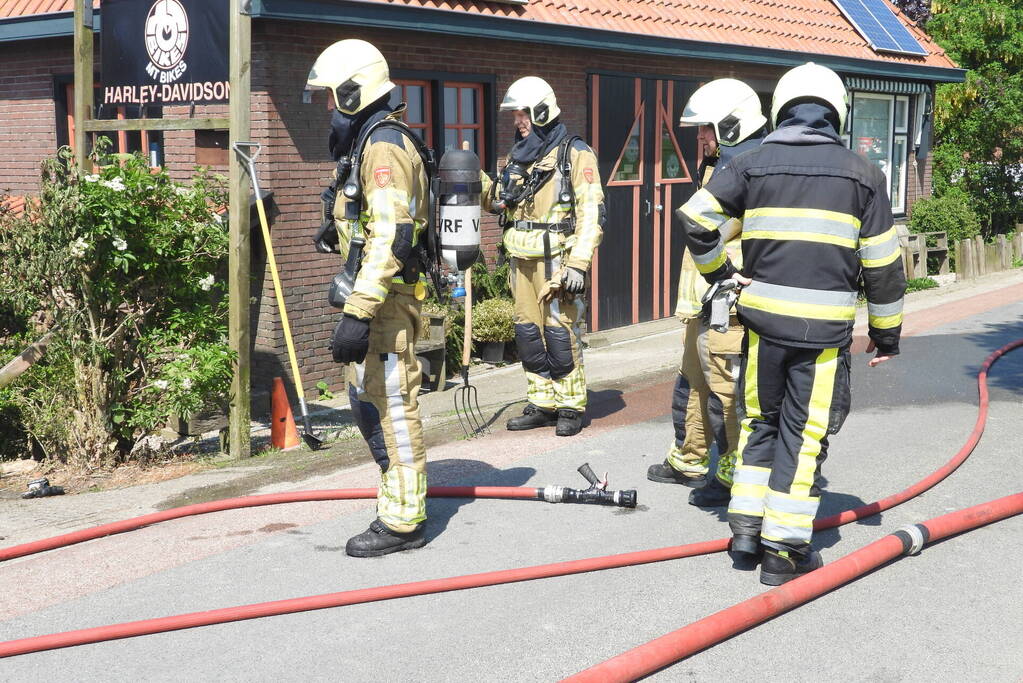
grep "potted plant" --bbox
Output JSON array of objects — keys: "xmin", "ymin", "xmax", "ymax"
[{"xmin": 471, "ymin": 298, "xmax": 515, "ymax": 364}]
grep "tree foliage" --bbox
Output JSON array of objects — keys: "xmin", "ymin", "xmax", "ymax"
[{"xmin": 920, "ymin": 1, "xmax": 1023, "ymax": 235}]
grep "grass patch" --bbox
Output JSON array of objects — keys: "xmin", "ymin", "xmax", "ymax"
[{"xmin": 906, "ymin": 277, "xmax": 939, "ymax": 293}]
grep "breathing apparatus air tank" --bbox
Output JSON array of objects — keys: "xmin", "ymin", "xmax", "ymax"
[{"xmin": 437, "ymin": 148, "xmax": 482, "ymax": 271}]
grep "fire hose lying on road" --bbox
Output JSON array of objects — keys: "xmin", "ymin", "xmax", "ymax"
[{"xmin": 0, "ymin": 340, "xmax": 1021, "ymax": 673}]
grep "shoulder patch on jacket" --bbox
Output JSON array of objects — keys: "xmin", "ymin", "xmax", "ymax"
[
  {"xmin": 583, "ymin": 167, "xmax": 596, "ymax": 183},
  {"xmin": 374, "ymin": 166, "xmax": 392, "ymax": 187}
]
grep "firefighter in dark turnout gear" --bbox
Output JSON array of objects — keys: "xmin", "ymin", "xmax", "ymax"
[
  {"xmin": 678, "ymin": 63, "xmax": 906, "ymax": 585},
  {"xmin": 482, "ymin": 77, "xmax": 605, "ymax": 437},
  {"xmin": 648, "ymin": 79, "xmax": 767, "ymax": 509},
  {"xmin": 307, "ymin": 39, "xmax": 432, "ymax": 557}
]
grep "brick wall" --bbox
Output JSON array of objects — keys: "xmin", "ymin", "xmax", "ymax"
[
  {"xmin": 249, "ymin": 21, "xmax": 787, "ymax": 401},
  {"xmin": 0, "ymin": 37, "xmax": 73, "ymax": 196},
  {"xmin": 0, "ymin": 22, "xmax": 935, "ymax": 412}
]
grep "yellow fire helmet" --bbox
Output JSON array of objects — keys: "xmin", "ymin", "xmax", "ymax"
[
  {"xmin": 306, "ymin": 39, "xmax": 396, "ymax": 114},
  {"xmin": 500, "ymin": 76, "xmax": 561, "ymax": 127},
  {"xmin": 678, "ymin": 78, "xmax": 767, "ymax": 146},
  {"xmin": 771, "ymin": 62, "xmax": 849, "ymax": 132}
]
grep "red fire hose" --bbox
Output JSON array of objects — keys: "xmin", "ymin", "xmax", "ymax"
[
  {"xmin": 565, "ymin": 491, "xmax": 1023, "ymax": 682},
  {"xmin": 1, "ymin": 339, "xmax": 1020, "ymax": 660},
  {"xmin": 0, "ymin": 487, "xmax": 538, "ymax": 562}
]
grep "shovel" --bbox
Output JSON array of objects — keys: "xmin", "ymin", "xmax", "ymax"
[{"xmin": 233, "ymin": 141, "xmax": 323, "ymax": 450}]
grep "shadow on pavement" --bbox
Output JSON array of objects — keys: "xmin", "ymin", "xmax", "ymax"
[
  {"xmin": 963, "ymin": 314, "xmax": 1023, "ymax": 398},
  {"xmin": 585, "ymin": 388, "xmax": 626, "ymax": 422},
  {"xmin": 423, "ymin": 459, "xmax": 536, "ymax": 543}
]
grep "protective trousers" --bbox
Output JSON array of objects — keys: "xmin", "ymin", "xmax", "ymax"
[
  {"xmin": 729, "ymin": 330, "xmax": 851, "ymax": 554},
  {"xmin": 510, "ymin": 256, "xmax": 587, "ymax": 411},
  {"xmin": 347, "ymin": 288, "xmax": 427, "ymax": 533},
  {"xmin": 666, "ymin": 316, "xmax": 743, "ymax": 485}
]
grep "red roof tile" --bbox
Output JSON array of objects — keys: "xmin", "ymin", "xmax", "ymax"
[
  {"xmin": 0, "ymin": 0, "xmax": 96, "ymax": 19},
  {"xmin": 1, "ymin": 0, "xmax": 956, "ymax": 69},
  {"xmin": 358, "ymin": 0, "xmax": 956, "ymax": 69}
]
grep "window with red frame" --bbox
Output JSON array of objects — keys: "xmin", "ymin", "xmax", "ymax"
[
  {"xmin": 443, "ymin": 83, "xmax": 484, "ymax": 165},
  {"xmin": 389, "ymin": 77, "xmax": 491, "ymax": 169},
  {"xmin": 56, "ymin": 78, "xmax": 164, "ymax": 165},
  {"xmin": 388, "ymin": 80, "xmax": 432, "ymax": 147}
]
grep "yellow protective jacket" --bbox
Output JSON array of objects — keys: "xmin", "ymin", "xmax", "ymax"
[
  {"xmin": 329, "ymin": 110, "xmax": 430, "ymax": 321},
  {"xmin": 675, "ymin": 161, "xmax": 743, "ymax": 320},
  {"xmin": 482, "ymin": 138, "xmax": 604, "ymax": 272}
]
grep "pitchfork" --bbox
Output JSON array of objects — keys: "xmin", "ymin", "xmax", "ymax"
[{"xmin": 455, "ymin": 266, "xmax": 490, "ymax": 438}]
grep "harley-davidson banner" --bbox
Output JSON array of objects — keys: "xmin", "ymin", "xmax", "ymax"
[{"xmin": 101, "ymin": 0, "xmax": 229, "ymax": 106}]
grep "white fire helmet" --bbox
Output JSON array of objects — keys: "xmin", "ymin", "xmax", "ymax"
[
  {"xmin": 771, "ymin": 62, "xmax": 849, "ymax": 132},
  {"xmin": 500, "ymin": 76, "xmax": 561, "ymax": 127},
  {"xmin": 678, "ymin": 78, "xmax": 768, "ymax": 146},
  {"xmin": 305, "ymin": 39, "xmax": 396, "ymax": 114}
]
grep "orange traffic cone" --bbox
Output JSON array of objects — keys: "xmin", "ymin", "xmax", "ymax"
[{"xmin": 270, "ymin": 377, "xmax": 301, "ymax": 451}]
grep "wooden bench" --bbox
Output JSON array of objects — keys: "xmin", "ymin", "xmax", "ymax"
[{"xmin": 896, "ymin": 225, "xmax": 948, "ymax": 278}]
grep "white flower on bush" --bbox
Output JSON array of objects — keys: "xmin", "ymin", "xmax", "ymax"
[
  {"xmin": 84, "ymin": 174, "xmax": 100, "ymax": 183},
  {"xmin": 112, "ymin": 236, "xmax": 128, "ymax": 251},
  {"xmin": 181, "ymin": 378, "xmax": 193, "ymax": 390},
  {"xmin": 174, "ymin": 186, "xmax": 191, "ymax": 197},
  {"xmin": 69, "ymin": 237, "xmax": 89, "ymax": 259},
  {"xmin": 211, "ymin": 211, "xmax": 224, "ymax": 225},
  {"xmin": 198, "ymin": 273, "xmax": 215, "ymax": 291},
  {"xmin": 101, "ymin": 178, "xmax": 126, "ymax": 192},
  {"xmin": 153, "ymin": 379, "xmax": 169, "ymax": 391}
]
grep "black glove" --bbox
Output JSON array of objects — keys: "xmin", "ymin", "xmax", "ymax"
[
  {"xmin": 561, "ymin": 266, "xmax": 586, "ymax": 294},
  {"xmin": 330, "ymin": 314, "xmax": 371, "ymax": 364}
]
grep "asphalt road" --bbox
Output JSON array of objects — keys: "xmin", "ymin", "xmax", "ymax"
[{"xmin": 2, "ymin": 300, "xmax": 1022, "ymax": 682}]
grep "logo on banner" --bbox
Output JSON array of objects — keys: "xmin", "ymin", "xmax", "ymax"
[{"xmin": 144, "ymin": 0, "xmax": 190, "ymax": 84}]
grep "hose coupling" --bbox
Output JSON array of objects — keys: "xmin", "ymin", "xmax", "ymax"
[{"xmin": 894, "ymin": 523, "xmax": 928, "ymax": 555}]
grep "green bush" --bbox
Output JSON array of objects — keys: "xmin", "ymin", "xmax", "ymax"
[
  {"xmin": 471, "ymin": 257, "xmax": 511, "ymax": 300},
  {"xmin": 906, "ymin": 277, "xmax": 939, "ymax": 293},
  {"xmin": 471, "ymin": 298, "xmax": 515, "ymax": 343},
  {"xmin": 909, "ymin": 188, "xmax": 982, "ymax": 246},
  {"xmin": 0, "ymin": 144, "xmax": 232, "ymax": 469}
]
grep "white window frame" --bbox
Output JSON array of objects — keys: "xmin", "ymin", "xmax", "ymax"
[{"xmin": 848, "ymin": 91, "xmax": 910, "ymax": 215}]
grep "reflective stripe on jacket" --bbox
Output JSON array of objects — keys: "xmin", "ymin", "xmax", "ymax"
[
  {"xmin": 482, "ymin": 139, "xmax": 604, "ymax": 270},
  {"xmin": 679, "ymin": 125, "xmax": 906, "ymax": 352},
  {"xmin": 337, "ymin": 112, "xmax": 430, "ymax": 320}
]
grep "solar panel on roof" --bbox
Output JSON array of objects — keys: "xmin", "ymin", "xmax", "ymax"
[{"xmin": 832, "ymin": 0, "xmax": 929, "ymax": 57}]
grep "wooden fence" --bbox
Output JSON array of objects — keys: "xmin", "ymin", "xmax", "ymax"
[{"xmin": 897, "ymin": 224, "xmax": 1023, "ymax": 281}]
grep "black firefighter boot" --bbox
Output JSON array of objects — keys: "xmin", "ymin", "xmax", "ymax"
[
  {"xmin": 345, "ymin": 519, "xmax": 426, "ymax": 558},
  {"xmin": 555, "ymin": 408, "xmax": 583, "ymax": 437},
  {"xmin": 759, "ymin": 547, "xmax": 824, "ymax": 585},
  {"xmin": 507, "ymin": 404, "xmax": 558, "ymax": 431},
  {"xmin": 688, "ymin": 477, "xmax": 732, "ymax": 507},
  {"xmin": 647, "ymin": 460, "xmax": 705, "ymax": 487}
]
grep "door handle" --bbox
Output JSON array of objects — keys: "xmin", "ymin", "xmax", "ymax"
[{"xmin": 644, "ymin": 200, "xmax": 652, "ymax": 216}]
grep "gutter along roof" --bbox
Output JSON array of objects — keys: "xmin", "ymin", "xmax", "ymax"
[{"xmin": 1, "ymin": 0, "xmax": 964, "ymax": 82}]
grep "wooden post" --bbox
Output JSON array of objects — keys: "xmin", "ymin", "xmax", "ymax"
[
  {"xmin": 73, "ymin": 0, "xmax": 94, "ymax": 169},
  {"xmin": 998, "ymin": 235, "xmax": 1010, "ymax": 270},
  {"xmin": 974, "ymin": 235, "xmax": 985, "ymax": 276},
  {"xmin": 915, "ymin": 238, "xmax": 927, "ymax": 278},
  {"xmin": 954, "ymin": 240, "xmax": 964, "ymax": 281},
  {"xmin": 228, "ymin": 0, "xmax": 252, "ymax": 458}
]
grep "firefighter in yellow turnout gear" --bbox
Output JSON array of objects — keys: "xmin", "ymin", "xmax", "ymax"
[
  {"xmin": 647, "ymin": 79, "xmax": 767, "ymax": 509},
  {"xmin": 482, "ymin": 77, "xmax": 605, "ymax": 436},
  {"xmin": 678, "ymin": 63, "xmax": 905, "ymax": 585},
  {"xmin": 307, "ymin": 40, "xmax": 431, "ymax": 557}
]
